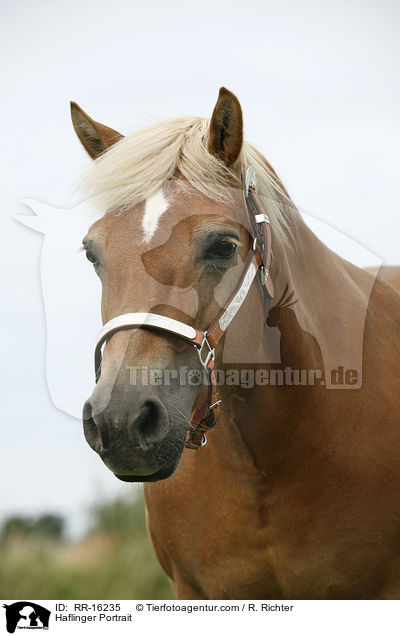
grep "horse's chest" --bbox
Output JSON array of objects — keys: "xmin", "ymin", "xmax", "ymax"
[
  {"xmin": 145, "ymin": 476, "xmax": 283, "ymax": 599},
  {"xmin": 145, "ymin": 466, "xmax": 396, "ymax": 600}
]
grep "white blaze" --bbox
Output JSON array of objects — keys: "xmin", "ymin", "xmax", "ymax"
[{"xmin": 142, "ymin": 189, "xmax": 169, "ymax": 242}]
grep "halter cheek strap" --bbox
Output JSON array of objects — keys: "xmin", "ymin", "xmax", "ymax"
[{"xmin": 93, "ymin": 166, "xmax": 274, "ymax": 450}]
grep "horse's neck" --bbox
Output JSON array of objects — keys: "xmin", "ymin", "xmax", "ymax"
[
  {"xmin": 218, "ymin": 212, "xmax": 376, "ymax": 476},
  {"xmin": 270, "ymin": 211, "xmax": 375, "ymax": 380}
]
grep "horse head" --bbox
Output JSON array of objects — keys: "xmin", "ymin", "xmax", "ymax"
[{"xmin": 73, "ymin": 88, "xmax": 287, "ymax": 481}]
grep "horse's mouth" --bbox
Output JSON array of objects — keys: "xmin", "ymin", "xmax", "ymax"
[{"xmin": 113, "ymin": 458, "xmax": 179, "ymax": 483}]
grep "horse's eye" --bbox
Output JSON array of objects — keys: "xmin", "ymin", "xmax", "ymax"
[
  {"xmin": 211, "ymin": 240, "xmax": 237, "ymax": 259},
  {"xmin": 85, "ymin": 249, "xmax": 98, "ymax": 265}
]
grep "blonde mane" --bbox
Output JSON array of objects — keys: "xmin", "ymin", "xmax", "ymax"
[{"xmin": 80, "ymin": 116, "xmax": 297, "ymax": 244}]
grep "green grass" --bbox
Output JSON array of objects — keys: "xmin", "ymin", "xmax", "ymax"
[{"xmin": 0, "ymin": 492, "xmax": 173, "ymax": 600}]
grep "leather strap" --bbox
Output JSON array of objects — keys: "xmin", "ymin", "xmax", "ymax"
[
  {"xmin": 185, "ymin": 362, "xmax": 220, "ymax": 449},
  {"xmin": 246, "ymin": 187, "xmax": 274, "ymax": 298}
]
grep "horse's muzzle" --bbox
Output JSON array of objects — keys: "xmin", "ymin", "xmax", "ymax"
[{"xmin": 82, "ymin": 393, "xmax": 180, "ymax": 480}]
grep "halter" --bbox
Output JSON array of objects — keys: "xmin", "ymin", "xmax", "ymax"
[{"xmin": 93, "ymin": 166, "xmax": 274, "ymax": 450}]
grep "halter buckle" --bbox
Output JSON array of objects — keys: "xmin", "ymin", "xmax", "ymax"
[
  {"xmin": 196, "ymin": 334, "xmax": 215, "ymax": 372},
  {"xmin": 255, "ymin": 212, "xmax": 270, "ymax": 224}
]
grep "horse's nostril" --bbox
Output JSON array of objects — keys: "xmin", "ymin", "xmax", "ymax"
[
  {"xmin": 129, "ymin": 399, "xmax": 169, "ymax": 450},
  {"xmin": 83, "ymin": 399, "xmax": 92, "ymax": 422},
  {"xmin": 82, "ymin": 400, "xmax": 105, "ymax": 452},
  {"xmin": 137, "ymin": 402, "xmax": 158, "ymax": 440}
]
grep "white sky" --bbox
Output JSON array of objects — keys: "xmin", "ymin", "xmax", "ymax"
[{"xmin": 2, "ymin": 0, "xmax": 399, "ymax": 537}]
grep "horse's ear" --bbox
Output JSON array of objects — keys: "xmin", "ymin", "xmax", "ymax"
[
  {"xmin": 207, "ymin": 87, "xmax": 243, "ymax": 166},
  {"xmin": 70, "ymin": 102, "xmax": 124, "ymax": 159}
]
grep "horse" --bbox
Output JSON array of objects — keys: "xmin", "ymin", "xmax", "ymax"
[{"xmin": 71, "ymin": 88, "xmax": 400, "ymax": 599}]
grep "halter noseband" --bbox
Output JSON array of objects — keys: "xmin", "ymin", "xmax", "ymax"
[{"xmin": 93, "ymin": 166, "xmax": 274, "ymax": 450}]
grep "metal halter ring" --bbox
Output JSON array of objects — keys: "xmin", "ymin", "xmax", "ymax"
[{"xmin": 196, "ymin": 334, "xmax": 215, "ymax": 371}]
